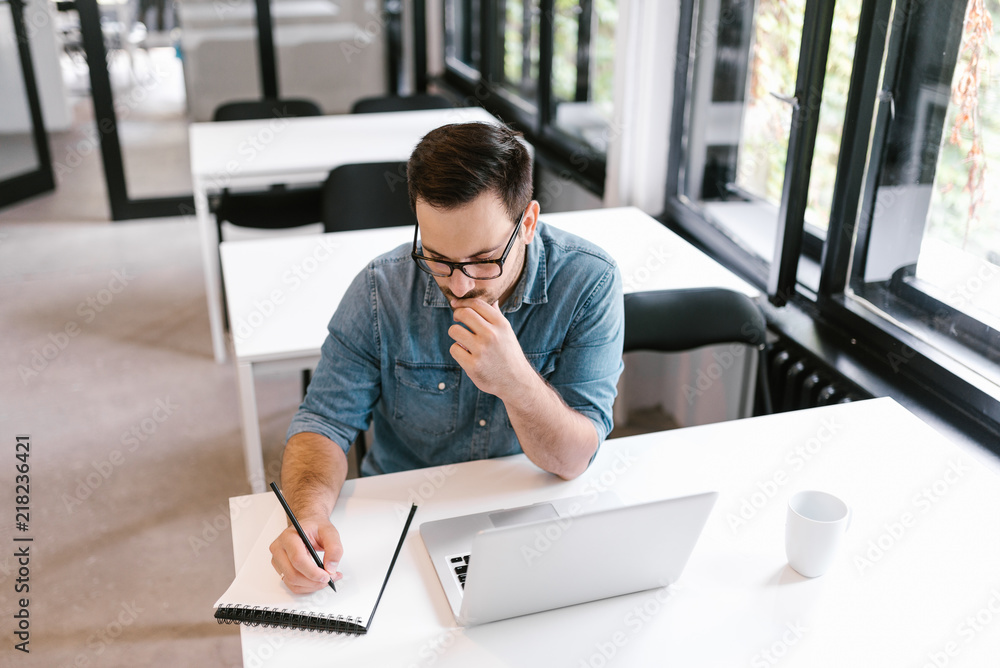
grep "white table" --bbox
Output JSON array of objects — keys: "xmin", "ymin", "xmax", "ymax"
[
  {"xmin": 220, "ymin": 206, "xmax": 758, "ymax": 492},
  {"xmin": 189, "ymin": 106, "xmax": 499, "ymax": 363},
  {"xmin": 226, "ymin": 397, "xmax": 1000, "ymax": 666}
]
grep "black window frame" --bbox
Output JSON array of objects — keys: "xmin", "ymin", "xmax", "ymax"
[
  {"xmin": 665, "ymin": 0, "xmax": 1000, "ymax": 436},
  {"xmin": 440, "ymin": 0, "xmax": 608, "ymax": 196}
]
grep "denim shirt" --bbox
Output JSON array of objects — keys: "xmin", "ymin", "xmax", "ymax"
[{"xmin": 287, "ymin": 220, "xmax": 625, "ymax": 476}]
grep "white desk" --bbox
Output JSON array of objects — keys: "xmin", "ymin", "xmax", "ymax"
[
  {"xmin": 189, "ymin": 106, "xmax": 500, "ymax": 363},
  {"xmin": 226, "ymin": 398, "xmax": 1000, "ymax": 666},
  {"xmin": 220, "ymin": 206, "xmax": 758, "ymax": 492}
]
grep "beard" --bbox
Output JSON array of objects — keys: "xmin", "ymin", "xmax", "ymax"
[
  {"xmin": 437, "ymin": 284, "xmax": 500, "ymax": 307},
  {"xmin": 434, "ymin": 244, "xmax": 525, "ymax": 309}
]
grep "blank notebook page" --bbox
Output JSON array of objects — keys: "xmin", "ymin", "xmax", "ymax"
[{"xmin": 215, "ymin": 494, "xmax": 412, "ymax": 626}]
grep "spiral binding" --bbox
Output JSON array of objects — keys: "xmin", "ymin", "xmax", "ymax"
[{"xmin": 215, "ymin": 604, "xmax": 366, "ymax": 635}]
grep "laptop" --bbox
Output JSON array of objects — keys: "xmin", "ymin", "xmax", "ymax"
[{"xmin": 420, "ymin": 490, "xmax": 718, "ymax": 626}]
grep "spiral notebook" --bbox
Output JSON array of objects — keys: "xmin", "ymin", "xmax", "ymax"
[{"xmin": 214, "ymin": 495, "xmax": 417, "ymax": 635}]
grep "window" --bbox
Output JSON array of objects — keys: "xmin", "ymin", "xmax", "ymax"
[
  {"xmin": 668, "ymin": 0, "xmax": 1000, "ymax": 431},
  {"xmin": 442, "ymin": 0, "xmax": 618, "ymax": 193},
  {"xmin": 497, "ymin": 0, "xmax": 540, "ymax": 105},
  {"xmin": 673, "ymin": 0, "xmax": 861, "ymax": 280},
  {"xmin": 444, "ymin": 0, "xmax": 483, "ymax": 76},
  {"xmin": 848, "ymin": 0, "xmax": 1000, "ymax": 386}
]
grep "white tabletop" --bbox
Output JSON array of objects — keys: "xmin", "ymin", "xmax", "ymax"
[
  {"xmin": 219, "ymin": 206, "xmax": 758, "ymax": 362},
  {"xmin": 227, "ymin": 397, "xmax": 1000, "ymax": 666},
  {"xmin": 189, "ymin": 107, "xmax": 499, "ymax": 190}
]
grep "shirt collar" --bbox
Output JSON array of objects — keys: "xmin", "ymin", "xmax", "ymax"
[{"xmin": 422, "ymin": 221, "xmax": 549, "ymax": 313}]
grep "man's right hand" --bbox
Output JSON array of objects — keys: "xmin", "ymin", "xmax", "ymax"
[{"xmin": 268, "ymin": 517, "xmax": 344, "ymax": 594}]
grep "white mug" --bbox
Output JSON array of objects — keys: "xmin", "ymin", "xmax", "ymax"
[{"xmin": 785, "ymin": 490, "xmax": 851, "ymax": 578}]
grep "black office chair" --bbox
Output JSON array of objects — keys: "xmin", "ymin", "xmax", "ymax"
[
  {"xmin": 209, "ymin": 97, "xmax": 325, "ymax": 240},
  {"xmin": 350, "ymin": 94, "xmax": 455, "ymax": 114},
  {"xmin": 321, "ymin": 161, "xmax": 418, "ymax": 232},
  {"xmin": 212, "ymin": 98, "xmax": 323, "ymax": 122},
  {"xmin": 209, "ymin": 97, "xmax": 325, "ymax": 238},
  {"xmin": 623, "ymin": 287, "xmax": 773, "ymax": 416}
]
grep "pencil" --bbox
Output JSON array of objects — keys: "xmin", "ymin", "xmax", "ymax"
[{"xmin": 269, "ymin": 482, "xmax": 337, "ymax": 592}]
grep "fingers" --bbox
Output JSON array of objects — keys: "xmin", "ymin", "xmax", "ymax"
[
  {"xmin": 316, "ymin": 523, "xmax": 344, "ymax": 575},
  {"xmin": 449, "ymin": 341, "xmax": 471, "ymax": 366},
  {"xmin": 450, "ymin": 298, "xmax": 502, "ymax": 324},
  {"xmin": 448, "ymin": 323, "xmax": 477, "ymax": 352},
  {"xmin": 269, "ymin": 525, "xmax": 343, "ymax": 594}
]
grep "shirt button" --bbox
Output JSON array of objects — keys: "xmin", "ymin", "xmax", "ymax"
[
  {"xmin": 438, "ymin": 382, "xmax": 446, "ymax": 390},
  {"xmin": 479, "ymin": 419, "xmax": 486, "ymax": 427}
]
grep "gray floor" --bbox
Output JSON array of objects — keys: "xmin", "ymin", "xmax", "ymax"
[{"xmin": 0, "ymin": 113, "xmax": 294, "ymax": 665}]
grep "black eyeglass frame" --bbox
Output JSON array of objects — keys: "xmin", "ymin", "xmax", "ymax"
[{"xmin": 411, "ymin": 208, "xmax": 527, "ymax": 279}]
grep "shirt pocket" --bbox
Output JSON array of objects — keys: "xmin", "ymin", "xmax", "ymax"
[{"xmin": 393, "ymin": 360, "xmax": 462, "ymax": 436}]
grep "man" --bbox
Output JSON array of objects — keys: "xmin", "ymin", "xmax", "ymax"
[{"xmin": 270, "ymin": 122, "xmax": 624, "ymax": 593}]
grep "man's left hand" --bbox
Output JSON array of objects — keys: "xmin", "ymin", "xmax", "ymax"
[{"xmin": 448, "ymin": 298, "xmax": 534, "ymax": 398}]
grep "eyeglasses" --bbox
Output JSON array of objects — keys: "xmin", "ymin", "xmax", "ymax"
[{"xmin": 411, "ymin": 208, "xmax": 526, "ymax": 280}]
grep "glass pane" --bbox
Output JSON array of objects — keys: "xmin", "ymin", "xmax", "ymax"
[
  {"xmin": 277, "ymin": 0, "xmax": 385, "ymax": 113},
  {"xmin": 680, "ymin": 0, "xmax": 804, "ymax": 264},
  {"xmin": 0, "ymin": 0, "xmax": 42, "ymax": 181},
  {"xmin": 550, "ymin": 0, "xmax": 617, "ymax": 157},
  {"xmin": 804, "ymin": 0, "xmax": 862, "ymax": 232},
  {"xmin": 920, "ymin": 0, "xmax": 1000, "ymax": 320},
  {"xmin": 848, "ymin": 0, "xmax": 999, "ymax": 384},
  {"xmin": 679, "ymin": 0, "xmax": 858, "ymax": 272},
  {"xmin": 113, "ymin": 30, "xmax": 192, "ymax": 198},
  {"xmin": 445, "ymin": 0, "xmax": 482, "ymax": 72},
  {"xmin": 732, "ymin": 0, "xmax": 803, "ymax": 209},
  {"xmin": 551, "ymin": 0, "xmax": 578, "ymax": 101},
  {"xmin": 499, "ymin": 0, "xmax": 540, "ymax": 103}
]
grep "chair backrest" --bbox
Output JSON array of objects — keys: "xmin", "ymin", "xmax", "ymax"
[
  {"xmin": 214, "ymin": 187, "xmax": 323, "ymax": 230},
  {"xmin": 212, "ymin": 98, "xmax": 323, "ymax": 122},
  {"xmin": 623, "ymin": 288, "xmax": 765, "ymax": 353},
  {"xmin": 350, "ymin": 94, "xmax": 454, "ymax": 114},
  {"xmin": 322, "ymin": 161, "xmax": 417, "ymax": 232},
  {"xmin": 624, "ymin": 287, "xmax": 772, "ymax": 415}
]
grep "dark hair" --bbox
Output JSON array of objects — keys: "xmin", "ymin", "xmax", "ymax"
[{"xmin": 407, "ymin": 122, "xmax": 532, "ymax": 221}]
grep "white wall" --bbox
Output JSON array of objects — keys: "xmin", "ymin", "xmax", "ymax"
[{"xmin": 0, "ymin": 0, "xmax": 71, "ymax": 133}]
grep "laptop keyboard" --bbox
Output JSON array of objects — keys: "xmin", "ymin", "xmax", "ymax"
[{"xmin": 447, "ymin": 553, "xmax": 470, "ymax": 591}]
